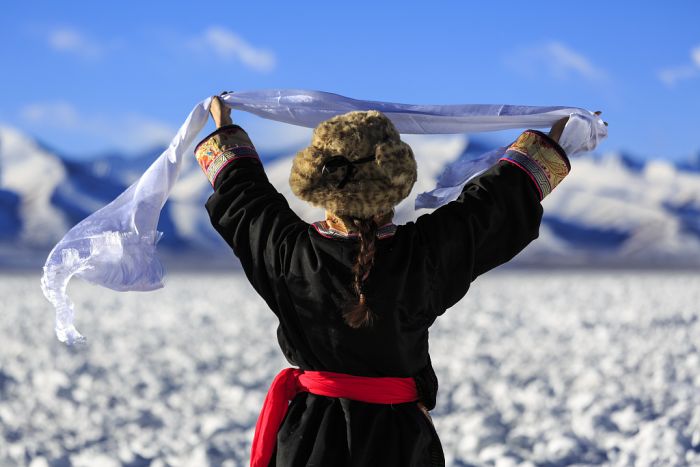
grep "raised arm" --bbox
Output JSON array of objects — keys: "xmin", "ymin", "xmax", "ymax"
[
  {"xmin": 416, "ymin": 118, "xmax": 572, "ymax": 315},
  {"xmin": 197, "ymin": 97, "xmax": 308, "ymax": 307}
]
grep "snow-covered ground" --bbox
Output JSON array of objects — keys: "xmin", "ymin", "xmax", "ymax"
[{"xmin": 1, "ymin": 270, "xmax": 699, "ymax": 467}]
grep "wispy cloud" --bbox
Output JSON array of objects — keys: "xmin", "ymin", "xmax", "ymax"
[
  {"xmin": 21, "ymin": 101, "xmax": 81, "ymax": 127},
  {"xmin": 188, "ymin": 27, "xmax": 276, "ymax": 73},
  {"xmin": 658, "ymin": 45, "xmax": 700, "ymax": 87},
  {"xmin": 658, "ymin": 66, "xmax": 698, "ymax": 87},
  {"xmin": 46, "ymin": 28, "xmax": 104, "ymax": 59},
  {"xmin": 504, "ymin": 41, "xmax": 609, "ymax": 83},
  {"xmin": 20, "ymin": 101, "xmax": 175, "ymax": 152}
]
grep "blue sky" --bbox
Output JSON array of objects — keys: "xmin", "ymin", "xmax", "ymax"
[{"xmin": 1, "ymin": 1, "xmax": 698, "ymax": 161}]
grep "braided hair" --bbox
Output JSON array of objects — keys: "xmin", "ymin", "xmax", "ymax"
[{"xmin": 342, "ymin": 217, "xmax": 380, "ymax": 328}]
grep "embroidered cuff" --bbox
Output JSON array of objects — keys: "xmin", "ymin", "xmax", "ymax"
[
  {"xmin": 499, "ymin": 130, "xmax": 571, "ymax": 201},
  {"xmin": 194, "ymin": 124, "xmax": 261, "ymax": 186}
]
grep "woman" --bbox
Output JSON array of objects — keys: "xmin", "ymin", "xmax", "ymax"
[{"xmin": 195, "ymin": 95, "xmax": 576, "ymax": 466}]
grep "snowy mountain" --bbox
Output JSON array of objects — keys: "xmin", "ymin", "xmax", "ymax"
[{"xmin": 1, "ymin": 125, "xmax": 699, "ymax": 268}]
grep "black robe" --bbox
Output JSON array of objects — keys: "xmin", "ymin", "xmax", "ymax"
[{"xmin": 203, "ymin": 126, "xmax": 565, "ymax": 466}]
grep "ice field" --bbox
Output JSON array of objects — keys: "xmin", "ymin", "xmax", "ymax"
[{"xmin": 1, "ymin": 270, "xmax": 699, "ymax": 467}]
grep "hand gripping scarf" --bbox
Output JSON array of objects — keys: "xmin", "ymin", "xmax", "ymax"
[{"xmin": 41, "ymin": 89, "xmax": 608, "ymax": 345}]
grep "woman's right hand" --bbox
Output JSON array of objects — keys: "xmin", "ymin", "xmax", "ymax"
[{"xmin": 210, "ymin": 95, "xmax": 233, "ymax": 128}]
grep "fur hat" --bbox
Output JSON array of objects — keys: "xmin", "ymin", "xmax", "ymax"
[{"xmin": 289, "ymin": 110, "xmax": 417, "ymax": 219}]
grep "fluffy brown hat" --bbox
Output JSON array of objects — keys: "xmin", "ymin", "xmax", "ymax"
[{"xmin": 289, "ymin": 110, "xmax": 417, "ymax": 219}]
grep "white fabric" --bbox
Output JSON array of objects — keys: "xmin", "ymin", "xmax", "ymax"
[
  {"xmin": 41, "ymin": 89, "xmax": 607, "ymax": 345},
  {"xmin": 414, "ymin": 111, "xmax": 607, "ymax": 208},
  {"xmin": 41, "ymin": 98, "xmax": 213, "ymax": 345}
]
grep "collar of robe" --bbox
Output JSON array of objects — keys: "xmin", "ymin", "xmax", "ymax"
[{"xmin": 312, "ymin": 221, "xmax": 398, "ymax": 240}]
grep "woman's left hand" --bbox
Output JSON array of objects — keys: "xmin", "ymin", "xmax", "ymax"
[
  {"xmin": 548, "ymin": 115, "xmax": 570, "ymax": 143},
  {"xmin": 549, "ymin": 111, "xmax": 608, "ymax": 144}
]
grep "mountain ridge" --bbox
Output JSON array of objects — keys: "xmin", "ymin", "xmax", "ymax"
[{"xmin": 1, "ymin": 125, "xmax": 699, "ymax": 269}]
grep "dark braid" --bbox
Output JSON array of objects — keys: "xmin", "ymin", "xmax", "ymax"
[{"xmin": 342, "ymin": 217, "xmax": 379, "ymax": 328}]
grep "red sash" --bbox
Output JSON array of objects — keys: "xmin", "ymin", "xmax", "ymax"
[{"xmin": 250, "ymin": 367, "xmax": 419, "ymax": 467}]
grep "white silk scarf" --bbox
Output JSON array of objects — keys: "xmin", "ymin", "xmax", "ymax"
[{"xmin": 41, "ymin": 89, "xmax": 607, "ymax": 344}]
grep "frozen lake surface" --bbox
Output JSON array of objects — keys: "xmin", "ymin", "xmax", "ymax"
[{"xmin": 1, "ymin": 270, "xmax": 699, "ymax": 466}]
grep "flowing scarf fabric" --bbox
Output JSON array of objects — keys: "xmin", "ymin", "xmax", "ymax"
[{"xmin": 41, "ymin": 89, "xmax": 607, "ymax": 344}]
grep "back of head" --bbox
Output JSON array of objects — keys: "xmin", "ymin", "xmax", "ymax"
[
  {"xmin": 289, "ymin": 110, "xmax": 418, "ymax": 329},
  {"xmin": 289, "ymin": 110, "xmax": 417, "ymax": 219}
]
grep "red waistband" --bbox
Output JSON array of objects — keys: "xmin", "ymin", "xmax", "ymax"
[{"xmin": 250, "ymin": 367, "xmax": 419, "ymax": 467}]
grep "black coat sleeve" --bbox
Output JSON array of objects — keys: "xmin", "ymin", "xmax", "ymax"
[
  {"xmin": 414, "ymin": 130, "xmax": 571, "ymax": 314},
  {"xmin": 196, "ymin": 125, "xmax": 308, "ymax": 309}
]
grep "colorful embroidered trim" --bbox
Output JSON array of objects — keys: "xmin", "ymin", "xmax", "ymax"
[
  {"xmin": 499, "ymin": 130, "xmax": 570, "ymax": 201},
  {"xmin": 194, "ymin": 125, "xmax": 261, "ymax": 186},
  {"xmin": 311, "ymin": 221, "xmax": 397, "ymax": 240},
  {"xmin": 206, "ymin": 148, "xmax": 260, "ymax": 186}
]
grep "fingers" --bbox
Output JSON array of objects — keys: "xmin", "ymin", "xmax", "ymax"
[
  {"xmin": 210, "ymin": 96, "xmax": 222, "ymax": 115},
  {"xmin": 548, "ymin": 116, "xmax": 569, "ymax": 143},
  {"xmin": 593, "ymin": 110, "xmax": 608, "ymax": 126},
  {"xmin": 210, "ymin": 95, "xmax": 233, "ymax": 128}
]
